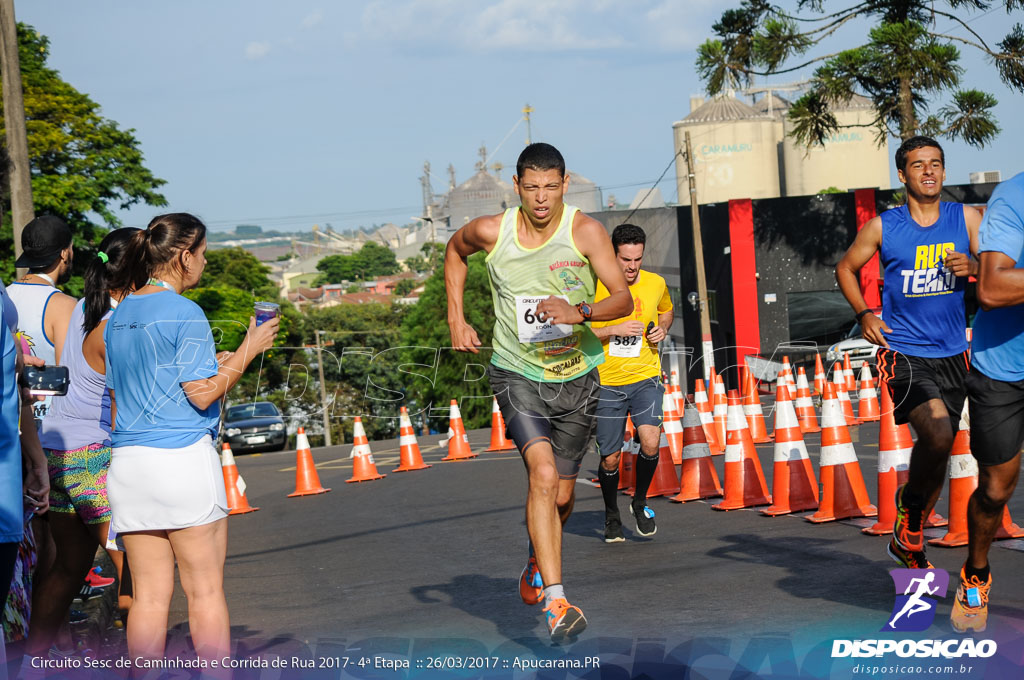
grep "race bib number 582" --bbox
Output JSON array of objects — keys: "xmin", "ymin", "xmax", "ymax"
[{"xmin": 515, "ymin": 295, "xmax": 572, "ymax": 344}]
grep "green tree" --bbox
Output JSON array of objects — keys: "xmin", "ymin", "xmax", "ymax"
[
  {"xmin": 1, "ymin": 24, "xmax": 167, "ymax": 290},
  {"xmin": 695, "ymin": 1, "xmax": 1024, "ymax": 148},
  {"xmin": 316, "ymin": 242, "xmax": 401, "ymax": 284},
  {"xmin": 393, "ymin": 278, "xmax": 419, "ymax": 297},
  {"xmin": 316, "ymin": 253, "xmax": 361, "ymax": 284},
  {"xmin": 400, "ymin": 252, "xmax": 495, "ymax": 432},
  {"xmin": 199, "ymin": 247, "xmax": 277, "ymax": 298},
  {"xmin": 404, "ymin": 241, "xmax": 445, "ymax": 273}
]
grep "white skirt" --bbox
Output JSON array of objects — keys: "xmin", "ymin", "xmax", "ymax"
[{"xmin": 108, "ymin": 435, "xmax": 228, "ymax": 533}]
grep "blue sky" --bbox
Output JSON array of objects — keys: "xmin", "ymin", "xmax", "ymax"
[{"xmin": 19, "ymin": 1, "xmax": 1024, "ymax": 233}]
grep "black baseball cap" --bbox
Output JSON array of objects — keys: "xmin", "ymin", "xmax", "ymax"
[{"xmin": 15, "ymin": 215, "xmax": 73, "ymax": 268}]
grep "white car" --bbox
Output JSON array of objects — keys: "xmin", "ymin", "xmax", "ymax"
[{"xmin": 826, "ymin": 321, "xmax": 880, "ymax": 369}]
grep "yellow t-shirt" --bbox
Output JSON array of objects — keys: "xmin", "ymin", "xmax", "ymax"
[{"xmin": 593, "ymin": 270, "xmax": 673, "ymax": 386}]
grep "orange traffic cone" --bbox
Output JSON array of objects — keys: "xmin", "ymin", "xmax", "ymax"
[
  {"xmin": 441, "ymin": 399, "xmax": 477, "ymax": 461},
  {"xmin": 743, "ymin": 370, "xmax": 773, "ymax": 443},
  {"xmin": 712, "ymin": 391, "xmax": 772, "ymax": 511},
  {"xmin": 713, "ymin": 374, "xmax": 728, "ymax": 456},
  {"xmin": 347, "ymin": 416, "xmax": 385, "ymax": 482},
  {"xmin": 807, "ymin": 384, "xmax": 876, "ymax": 522},
  {"xmin": 485, "ymin": 397, "xmax": 516, "ymax": 452},
  {"xmin": 863, "ymin": 385, "xmax": 913, "ymax": 535},
  {"xmin": 856, "ymin": 365, "xmax": 880, "ymax": 423},
  {"xmin": 221, "ymin": 443, "xmax": 258, "ymax": 515},
  {"xmin": 794, "ymin": 368, "xmax": 820, "ymax": 434},
  {"xmin": 662, "ymin": 388, "xmax": 684, "ymax": 464},
  {"xmin": 694, "ymin": 379, "xmax": 722, "ymax": 453},
  {"xmin": 288, "ymin": 426, "xmax": 331, "ymax": 497},
  {"xmin": 930, "ymin": 405, "xmax": 1024, "ymax": 546},
  {"xmin": 763, "ymin": 386, "xmax": 818, "ymax": 515},
  {"xmin": 843, "ymin": 353, "xmax": 856, "ymax": 392},
  {"xmin": 670, "ymin": 398, "xmax": 722, "ymax": 502},
  {"xmin": 813, "ymin": 353, "xmax": 827, "ymax": 396},
  {"xmin": 393, "ymin": 407, "xmax": 431, "ymax": 472},
  {"xmin": 834, "ymin": 377, "xmax": 857, "ymax": 427}
]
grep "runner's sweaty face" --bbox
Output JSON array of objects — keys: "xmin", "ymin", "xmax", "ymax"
[
  {"xmin": 514, "ymin": 168, "xmax": 568, "ymax": 229},
  {"xmin": 898, "ymin": 146, "xmax": 945, "ymax": 201},
  {"xmin": 615, "ymin": 242, "xmax": 644, "ymax": 286}
]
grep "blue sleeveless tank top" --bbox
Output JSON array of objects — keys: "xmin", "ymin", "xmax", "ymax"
[{"xmin": 879, "ymin": 202, "xmax": 969, "ymax": 358}]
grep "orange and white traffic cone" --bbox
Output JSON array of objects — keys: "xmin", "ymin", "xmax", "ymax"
[
  {"xmin": 221, "ymin": 443, "xmax": 258, "ymax": 514},
  {"xmin": 762, "ymin": 385, "xmax": 819, "ymax": 516},
  {"xmin": 670, "ymin": 399, "xmax": 722, "ymax": 502},
  {"xmin": 347, "ymin": 416, "xmax": 385, "ymax": 482},
  {"xmin": 743, "ymin": 370, "xmax": 773, "ymax": 443},
  {"xmin": 393, "ymin": 407, "xmax": 431, "ymax": 472},
  {"xmin": 694, "ymin": 379, "xmax": 722, "ymax": 453},
  {"xmin": 807, "ymin": 384, "xmax": 876, "ymax": 523},
  {"xmin": 863, "ymin": 386, "xmax": 913, "ymax": 535},
  {"xmin": 712, "ymin": 391, "xmax": 772, "ymax": 511},
  {"xmin": 485, "ymin": 397, "xmax": 516, "ymax": 452},
  {"xmin": 835, "ymin": 378, "xmax": 857, "ymax": 427},
  {"xmin": 713, "ymin": 374, "xmax": 728, "ymax": 456},
  {"xmin": 629, "ymin": 428, "xmax": 680, "ymax": 498},
  {"xmin": 671, "ymin": 383, "xmax": 686, "ymax": 429},
  {"xmin": 441, "ymin": 399, "xmax": 477, "ymax": 461},
  {"xmin": 856, "ymin": 365, "xmax": 880, "ymax": 423},
  {"xmin": 843, "ymin": 353, "xmax": 856, "ymax": 392},
  {"xmin": 794, "ymin": 368, "xmax": 820, "ymax": 434},
  {"xmin": 813, "ymin": 353, "xmax": 827, "ymax": 396},
  {"xmin": 288, "ymin": 426, "xmax": 331, "ymax": 497},
  {"xmin": 662, "ymin": 388, "xmax": 684, "ymax": 464}
]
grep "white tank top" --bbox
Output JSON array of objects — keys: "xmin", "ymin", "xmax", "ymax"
[{"xmin": 6, "ymin": 281, "xmax": 60, "ymax": 420}]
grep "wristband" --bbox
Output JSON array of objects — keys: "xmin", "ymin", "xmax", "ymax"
[{"xmin": 855, "ymin": 309, "xmax": 873, "ymax": 323}]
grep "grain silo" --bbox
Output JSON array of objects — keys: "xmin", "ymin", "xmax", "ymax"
[
  {"xmin": 565, "ymin": 171, "xmax": 601, "ymax": 213},
  {"xmin": 782, "ymin": 94, "xmax": 890, "ymax": 196},
  {"xmin": 447, "ymin": 167, "xmax": 517, "ymax": 230},
  {"xmin": 673, "ymin": 94, "xmax": 781, "ymax": 205}
]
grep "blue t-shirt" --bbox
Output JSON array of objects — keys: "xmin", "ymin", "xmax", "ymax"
[
  {"xmin": 1, "ymin": 296, "xmax": 24, "ymax": 543},
  {"xmin": 880, "ymin": 202, "xmax": 970, "ymax": 358},
  {"xmin": 104, "ymin": 290, "xmax": 220, "ymax": 448},
  {"xmin": 971, "ymin": 173, "xmax": 1024, "ymax": 381}
]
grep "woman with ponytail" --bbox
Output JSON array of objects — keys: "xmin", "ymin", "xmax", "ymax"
[
  {"xmin": 104, "ymin": 213, "xmax": 278, "ymax": 667},
  {"xmin": 29, "ymin": 227, "xmax": 142, "ymax": 657}
]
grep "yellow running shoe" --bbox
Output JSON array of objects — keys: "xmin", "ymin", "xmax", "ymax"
[
  {"xmin": 543, "ymin": 598, "xmax": 587, "ymax": 643},
  {"xmin": 951, "ymin": 567, "xmax": 991, "ymax": 633}
]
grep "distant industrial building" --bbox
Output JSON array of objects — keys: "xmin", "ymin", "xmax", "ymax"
[{"xmin": 673, "ymin": 92, "xmax": 890, "ymax": 205}]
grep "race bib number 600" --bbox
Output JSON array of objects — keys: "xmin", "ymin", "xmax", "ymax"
[{"xmin": 515, "ymin": 295, "xmax": 572, "ymax": 344}]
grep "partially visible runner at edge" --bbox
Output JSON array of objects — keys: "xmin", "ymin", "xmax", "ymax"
[
  {"xmin": 950, "ymin": 171, "xmax": 1024, "ymax": 633},
  {"xmin": 590, "ymin": 224, "xmax": 673, "ymax": 543},
  {"xmin": 836, "ymin": 135, "xmax": 980, "ymax": 571},
  {"xmin": 445, "ymin": 142, "xmax": 632, "ymax": 643}
]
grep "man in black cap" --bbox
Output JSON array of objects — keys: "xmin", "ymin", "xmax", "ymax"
[{"xmin": 7, "ymin": 215, "xmax": 78, "ymax": 419}]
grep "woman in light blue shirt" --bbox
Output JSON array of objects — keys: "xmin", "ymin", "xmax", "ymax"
[{"xmin": 105, "ymin": 213, "xmax": 278, "ymax": 666}]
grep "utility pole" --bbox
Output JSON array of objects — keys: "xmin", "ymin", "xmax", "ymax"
[
  {"xmin": 0, "ymin": 0, "xmax": 35, "ymax": 275},
  {"xmin": 684, "ymin": 131, "xmax": 714, "ymax": 381},
  {"xmin": 523, "ymin": 103, "xmax": 533, "ymax": 145},
  {"xmin": 315, "ymin": 330, "xmax": 333, "ymax": 447}
]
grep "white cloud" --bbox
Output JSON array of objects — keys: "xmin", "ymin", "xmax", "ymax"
[
  {"xmin": 301, "ymin": 10, "xmax": 324, "ymax": 30},
  {"xmin": 244, "ymin": 41, "xmax": 272, "ymax": 60}
]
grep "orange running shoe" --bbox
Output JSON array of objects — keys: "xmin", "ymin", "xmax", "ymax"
[
  {"xmin": 951, "ymin": 567, "xmax": 991, "ymax": 633},
  {"xmin": 892, "ymin": 484, "xmax": 925, "ymax": 552},
  {"xmin": 519, "ymin": 556, "xmax": 543, "ymax": 605},
  {"xmin": 543, "ymin": 598, "xmax": 587, "ymax": 643}
]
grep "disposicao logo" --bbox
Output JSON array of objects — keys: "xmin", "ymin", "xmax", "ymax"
[{"xmin": 884, "ymin": 568, "xmax": 948, "ymax": 632}]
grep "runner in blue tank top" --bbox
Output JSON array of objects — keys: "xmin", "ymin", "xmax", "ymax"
[{"xmin": 836, "ymin": 136, "xmax": 981, "ymax": 571}]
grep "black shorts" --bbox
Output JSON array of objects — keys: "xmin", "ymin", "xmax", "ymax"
[
  {"xmin": 966, "ymin": 368, "xmax": 1024, "ymax": 467},
  {"xmin": 486, "ymin": 364, "xmax": 599, "ymax": 479},
  {"xmin": 595, "ymin": 378, "xmax": 664, "ymax": 458},
  {"xmin": 876, "ymin": 349, "xmax": 968, "ymax": 428}
]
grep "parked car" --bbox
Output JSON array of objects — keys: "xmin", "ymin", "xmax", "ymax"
[
  {"xmin": 221, "ymin": 401, "xmax": 286, "ymax": 452},
  {"xmin": 826, "ymin": 321, "xmax": 880, "ymax": 370}
]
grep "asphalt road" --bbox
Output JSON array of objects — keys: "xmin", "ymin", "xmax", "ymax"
[{"xmin": 149, "ymin": 415, "xmax": 1024, "ymax": 677}]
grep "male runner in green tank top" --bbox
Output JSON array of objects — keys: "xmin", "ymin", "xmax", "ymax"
[{"xmin": 446, "ymin": 143, "xmax": 632, "ymax": 643}]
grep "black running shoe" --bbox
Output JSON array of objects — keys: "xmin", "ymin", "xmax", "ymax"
[
  {"xmin": 604, "ymin": 516, "xmax": 625, "ymax": 543},
  {"xmin": 629, "ymin": 503, "xmax": 657, "ymax": 537},
  {"xmin": 72, "ymin": 584, "xmax": 102, "ymax": 603}
]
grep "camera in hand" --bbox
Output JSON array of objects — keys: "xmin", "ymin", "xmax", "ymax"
[{"xmin": 20, "ymin": 365, "xmax": 70, "ymax": 396}]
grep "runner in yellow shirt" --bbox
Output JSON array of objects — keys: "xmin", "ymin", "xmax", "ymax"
[{"xmin": 591, "ymin": 224, "xmax": 673, "ymax": 542}]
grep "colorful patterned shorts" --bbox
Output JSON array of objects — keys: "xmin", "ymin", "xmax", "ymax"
[{"xmin": 46, "ymin": 443, "xmax": 112, "ymax": 524}]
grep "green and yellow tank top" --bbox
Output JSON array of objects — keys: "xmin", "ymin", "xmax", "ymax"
[{"xmin": 485, "ymin": 205, "xmax": 604, "ymax": 382}]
